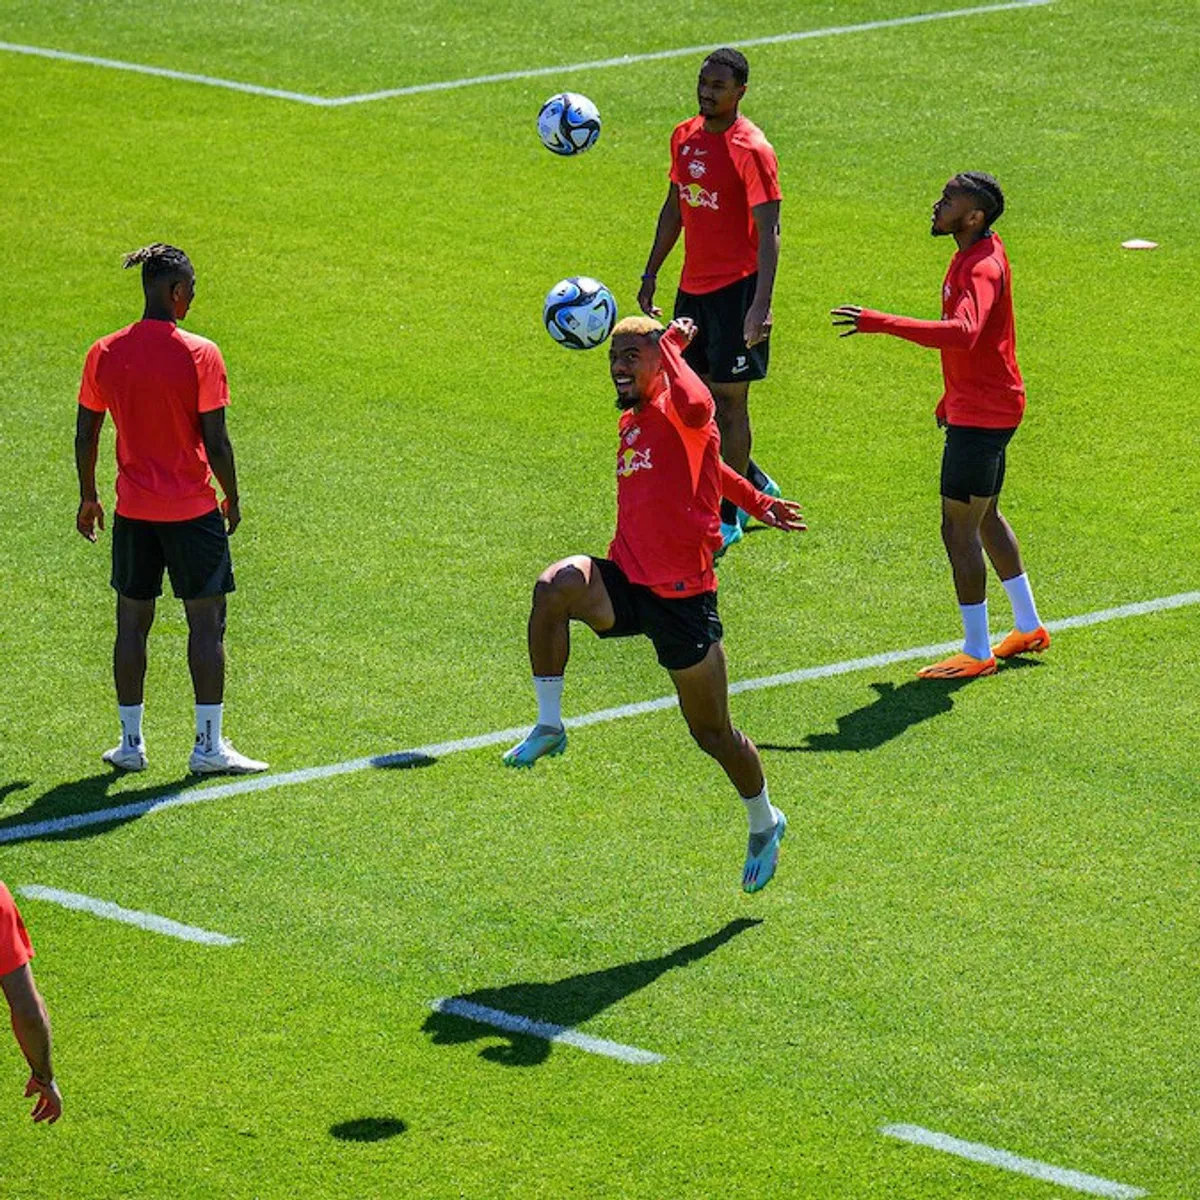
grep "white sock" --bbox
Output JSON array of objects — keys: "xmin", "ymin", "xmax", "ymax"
[
  {"xmin": 1002, "ymin": 573, "xmax": 1041, "ymax": 633},
  {"xmin": 195, "ymin": 703, "xmax": 223, "ymax": 754},
  {"xmin": 959, "ymin": 601, "xmax": 992, "ymax": 660},
  {"xmin": 741, "ymin": 784, "xmax": 777, "ymax": 834},
  {"xmin": 534, "ymin": 676, "xmax": 564, "ymax": 730},
  {"xmin": 118, "ymin": 704, "xmax": 144, "ymax": 751}
]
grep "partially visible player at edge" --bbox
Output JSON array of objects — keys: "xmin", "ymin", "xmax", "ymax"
[
  {"xmin": 832, "ymin": 173, "xmax": 1049, "ymax": 678},
  {"xmin": 0, "ymin": 881, "xmax": 61, "ymax": 1124},
  {"xmin": 638, "ymin": 47, "xmax": 783, "ymax": 557},
  {"xmin": 75, "ymin": 244, "xmax": 268, "ymax": 773},
  {"xmin": 503, "ymin": 316, "xmax": 806, "ymax": 894}
]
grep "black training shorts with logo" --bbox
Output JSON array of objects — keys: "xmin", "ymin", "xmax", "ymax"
[
  {"xmin": 674, "ymin": 272, "xmax": 769, "ymax": 384},
  {"xmin": 111, "ymin": 508, "xmax": 235, "ymax": 601},
  {"xmin": 940, "ymin": 425, "xmax": 1018, "ymax": 503},
  {"xmin": 590, "ymin": 557, "xmax": 722, "ymax": 672}
]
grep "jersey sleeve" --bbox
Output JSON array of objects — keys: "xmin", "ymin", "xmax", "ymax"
[
  {"xmin": 719, "ymin": 461, "xmax": 772, "ymax": 518},
  {"xmin": 668, "ymin": 123, "xmax": 686, "ymax": 184},
  {"xmin": 659, "ymin": 326, "xmax": 714, "ymax": 427},
  {"xmin": 77, "ymin": 341, "xmax": 107, "ymax": 412},
  {"xmin": 730, "ymin": 133, "xmax": 782, "ymax": 208},
  {"xmin": 856, "ymin": 257, "xmax": 1003, "ymax": 351},
  {"xmin": 192, "ymin": 339, "xmax": 231, "ymax": 413},
  {"xmin": 0, "ymin": 884, "xmax": 33, "ymax": 978}
]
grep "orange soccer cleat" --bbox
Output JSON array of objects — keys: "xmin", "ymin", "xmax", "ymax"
[
  {"xmin": 917, "ymin": 652, "xmax": 997, "ymax": 679},
  {"xmin": 993, "ymin": 626, "xmax": 1051, "ymax": 659}
]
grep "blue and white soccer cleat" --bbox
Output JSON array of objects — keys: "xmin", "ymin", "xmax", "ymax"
[
  {"xmin": 502, "ymin": 725, "xmax": 567, "ymax": 768},
  {"xmin": 742, "ymin": 808, "xmax": 787, "ymax": 893},
  {"xmin": 738, "ymin": 474, "xmax": 782, "ymax": 530}
]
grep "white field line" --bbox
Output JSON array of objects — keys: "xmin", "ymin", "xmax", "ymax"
[
  {"xmin": 430, "ymin": 997, "xmax": 664, "ymax": 1065},
  {"xmin": 881, "ymin": 1124, "xmax": 1147, "ymax": 1199},
  {"xmin": 0, "ymin": 1, "xmax": 1052, "ymax": 108},
  {"xmin": 0, "ymin": 590, "xmax": 1194, "ymax": 847},
  {"xmin": 18, "ymin": 885, "xmax": 240, "ymax": 946}
]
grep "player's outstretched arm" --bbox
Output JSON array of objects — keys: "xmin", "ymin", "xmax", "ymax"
[
  {"xmin": 74, "ymin": 405, "xmax": 105, "ymax": 541},
  {"xmin": 718, "ymin": 462, "xmax": 805, "ymax": 531},
  {"xmin": 638, "ymin": 185, "xmax": 682, "ymax": 317}
]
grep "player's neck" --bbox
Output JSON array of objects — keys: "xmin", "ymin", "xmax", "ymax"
[
  {"xmin": 702, "ymin": 110, "xmax": 739, "ymax": 134},
  {"xmin": 953, "ymin": 228, "xmax": 990, "ymax": 252},
  {"xmin": 141, "ymin": 303, "xmax": 177, "ymax": 323}
]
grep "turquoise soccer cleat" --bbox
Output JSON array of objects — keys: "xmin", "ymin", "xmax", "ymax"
[
  {"xmin": 738, "ymin": 474, "xmax": 782, "ymax": 530},
  {"xmin": 502, "ymin": 725, "xmax": 568, "ymax": 768},
  {"xmin": 714, "ymin": 521, "xmax": 744, "ymax": 560},
  {"xmin": 742, "ymin": 808, "xmax": 787, "ymax": 893}
]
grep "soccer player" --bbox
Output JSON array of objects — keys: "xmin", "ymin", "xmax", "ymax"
[
  {"xmin": 75, "ymin": 244, "xmax": 268, "ymax": 774},
  {"xmin": 831, "ymin": 173, "xmax": 1049, "ymax": 678},
  {"xmin": 0, "ymin": 881, "xmax": 61, "ymax": 1124},
  {"xmin": 637, "ymin": 47, "xmax": 783, "ymax": 556},
  {"xmin": 502, "ymin": 316, "xmax": 806, "ymax": 893}
]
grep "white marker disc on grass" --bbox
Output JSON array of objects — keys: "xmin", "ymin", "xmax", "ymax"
[{"xmin": 1121, "ymin": 239, "xmax": 1158, "ymax": 250}]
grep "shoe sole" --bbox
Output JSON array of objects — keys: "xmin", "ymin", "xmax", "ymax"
[
  {"xmin": 995, "ymin": 635, "xmax": 1050, "ymax": 659},
  {"xmin": 103, "ymin": 755, "xmax": 147, "ymax": 772},
  {"xmin": 189, "ymin": 763, "xmax": 268, "ymax": 776}
]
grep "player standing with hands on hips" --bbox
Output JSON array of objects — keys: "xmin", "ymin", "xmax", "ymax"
[
  {"xmin": 75, "ymin": 244, "xmax": 268, "ymax": 773},
  {"xmin": 502, "ymin": 316, "xmax": 805, "ymax": 894},
  {"xmin": 832, "ymin": 173, "xmax": 1049, "ymax": 678},
  {"xmin": 638, "ymin": 48, "xmax": 784, "ymax": 558}
]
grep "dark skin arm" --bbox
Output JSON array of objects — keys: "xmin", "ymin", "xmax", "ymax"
[
  {"xmin": 1, "ymin": 965, "xmax": 61, "ymax": 1123},
  {"xmin": 637, "ymin": 184, "xmax": 683, "ymax": 317},
  {"xmin": 745, "ymin": 199, "xmax": 781, "ymax": 346},
  {"xmin": 74, "ymin": 405, "xmax": 106, "ymax": 541},
  {"xmin": 200, "ymin": 408, "xmax": 241, "ymax": 534}
]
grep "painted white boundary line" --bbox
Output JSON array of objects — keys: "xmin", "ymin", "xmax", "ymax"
[
  {"xmin": 882, "ymin": 1124, "xmax": 1147, "ymax": 1198},
  {"xmin": 430, "ymin": 997, "xmax": 663, "ymax": 1064},
  {"xmin": 0, "ymin": 1, "xmax": 1052, "ymax": 108},
  {"xmin": 0, "ymin": 590, "xmax": 1194, "ymax": 847},
  {"xmin": 18, "ymin": 885, "xmax": 240, "ymax": 946}
]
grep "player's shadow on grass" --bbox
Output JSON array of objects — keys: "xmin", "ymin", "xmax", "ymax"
[
  {"xmin": 761, "ymin": 659, "xmax": 1041, "ymax": 754},
  {"xmin": 330, "ymin": 1116, "xmax": 407, "ymax": 1142},
  {"xmin": 0, "ymin": 771, "xmax": 212, "ymax": 843},
  {"xmin": 423, "ymin": 917, "xmax": 761, "ymax": 1067}
]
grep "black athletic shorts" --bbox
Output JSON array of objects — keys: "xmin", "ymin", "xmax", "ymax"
[
  {"xmin": 940, "ymin": 425, "xmax": 1018, "ymax": 503},
  {"xmin": 591, "ymin": 557, "xmax": 722, "ymax": 672},
  {"xmin": 674, "ymin": 272, "xmax": 769, "ymax": 384},
  {"xmin": 111, "ymin": 508, "xmax": 235, "ymax": 601}
]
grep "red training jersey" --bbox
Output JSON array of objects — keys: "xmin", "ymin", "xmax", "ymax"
[
  {"xmin": 0, "ymin": 882, "xmax": 34, "ymax": 978},
  {"xmin": 856, "ymin": 233, "xmax": 1025, "ymax": 429},
  {"xmin": 78, "ymin": 319, "xmax": 231, "ymax": 521},
  {"xmin": 669, "ymin": 115, "xmax": 782, "ymax": 296},
  {"xmin": 608, "ymin": 326, "xmax": 772, "ymax": 598}
]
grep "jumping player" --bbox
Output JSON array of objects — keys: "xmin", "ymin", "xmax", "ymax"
[
  {"xmin": 832, "ymin": 173, "xmax": 1048, "ymax": 678},
  {"xmin": 637, "ymin": 47, "xmax": 783, "ymax": 556},
  {"xmin": 502, "ymin": 316, "xmax": 806, "ymax": 893},
  {"xmin": 75, "ymin": 244, "xmax": 268, "ymax": 774}
]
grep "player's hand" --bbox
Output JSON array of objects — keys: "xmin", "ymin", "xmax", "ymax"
[
  {"xmin": 830, "ymin": 305, "xmax": 863, "ymax": 336},
  {"xmin": 760, "ymin": 498, "xmax": 806, "ymax": 532},
  {"xmin": 669, "ymin": 317, "xmax": 697, "ymax": 344},
  {"xmin": 25, "ymin": 1075, "xmax": 62, "ymax": 1124},
  {"xmin": 637, "ymin": 276, "xmax": 662, "ymax": 318},
  {"xmin": 76, "ymin": 499, "xmax": 105, "ymax": 542},
  {"xmin": 743, "ymin": 303, "xmax": 772, "ymax": 347},
  {"xmin": 221, "ymin": 496, "xmax": 241, "ymax": 535}
]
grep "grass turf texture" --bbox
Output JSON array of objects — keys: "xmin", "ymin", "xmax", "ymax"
[{"xmin": 1, "ymin": 0, "xmax": 1197, "ymax": 1195}]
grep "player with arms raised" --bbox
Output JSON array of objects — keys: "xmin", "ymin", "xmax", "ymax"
[
  {"xmin": 503, "ymin": 316, "xmax": 805, "ymax": 893},
  {"xmin": 832, "ymin": 173, "xmax": 1048, "ymax": 677},
  {"xmin": 638, "ymin": 48, "xmax": 784, "ymax": 556}
]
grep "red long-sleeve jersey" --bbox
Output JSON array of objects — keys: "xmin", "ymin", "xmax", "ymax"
[
  {"xmin": 857, "ymin": 233, "xmax": 1025, "ymax": 429},
  {"xmin": 608, "ymin": 326, "xmax": 772, "ymax": 598}
]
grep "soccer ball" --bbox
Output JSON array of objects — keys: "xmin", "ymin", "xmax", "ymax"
[
  {"xmin": 537, "ymin": 92, "xmax": 601, "ymax": 156},
  {"xmin": 543, "ymin": 277, "xmax": 618, "ymax": 350}
]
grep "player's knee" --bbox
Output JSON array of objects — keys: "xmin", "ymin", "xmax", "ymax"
[
  {"xmin": 532, "ymin": 566, "xmax": 586, "ymax": 615},
  {"xmin": 688, "ymin": 721, "xmax": 731, "ymax": 760}
]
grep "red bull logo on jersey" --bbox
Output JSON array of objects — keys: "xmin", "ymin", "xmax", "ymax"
[
  {"xmin": 618, "ymin": 446, "xmax": 653, "ymax": 478},
  {"xmin": 679, "ymin": 182, "xmax": 719, "ymax": 211}
]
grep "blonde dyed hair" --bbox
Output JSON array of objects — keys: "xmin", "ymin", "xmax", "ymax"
[{"xmin": 611, "ymin": 315, "xmax": 664, "ymax": 339}]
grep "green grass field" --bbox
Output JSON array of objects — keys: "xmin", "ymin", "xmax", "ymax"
[{"xmin": 1, "ymin": 1, "xmax": 1198, "ymax": 1195}]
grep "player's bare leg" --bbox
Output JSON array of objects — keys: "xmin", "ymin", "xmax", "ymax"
[
  {"xmin": 670, "ymin": 642, "xmax": 787, "ymax": 892},
  {"xmin": 980, "ymin": 497, "xmax": 1049, "ymax": 657},
  {"xmin": 919, "ymin": 495, "xmax": 997, "ymax": 678},
  {"xmin": 504, "ymin": 556, "xmax": 616, "ymax": 767},
  {"xmin": 104, "ymin": 594, "xmax": 156, "ymax": 770}
]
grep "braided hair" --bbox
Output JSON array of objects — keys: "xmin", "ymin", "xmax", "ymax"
[
  {"xmin": 952, "ymin": 172, "xmax": 1005, "ymax": 225},
  {"xmin": 703, "ymin": 47, "xmax": 749, "ymax": 86},
  {"xmin": 121, "ymin": 243, "xmax": 192, "ymax": 284}
]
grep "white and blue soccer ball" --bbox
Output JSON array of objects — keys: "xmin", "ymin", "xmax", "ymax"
[
  {"xmin": 537, "ymin": 92, "xmax": 601, "ymax": 156},
  {"xmin": 543, "ymin": 277, "xmax": 617, "ymax": 350}
]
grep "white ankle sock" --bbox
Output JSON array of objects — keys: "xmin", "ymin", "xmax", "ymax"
[
  {"xmin": 195, "ymin": 704, "xmax": 223, "ymax": 754},
  {"xmin": 1002, "ymin": 573, "xmax": 1041, "ymax": 633},
  {"xmin": 534, "ymin": 676, "xmax": 564, "ymax": 730},
  {"xmin": 742, "ymin": 784, "xmax": 777, "ymax": 834},
  {"xmin": 118, "ymin": 704, "xmax": 144, "ymax": 751},
  {"xmin": 959, "ymin": 601, "xmax": 991, "ymax": 660}
]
